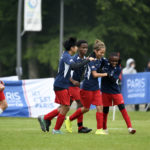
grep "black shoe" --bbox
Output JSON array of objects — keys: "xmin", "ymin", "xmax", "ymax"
[
  {"xmin": 38, "ymin": 115, "xmax": 51, "ymax": 132},
  {"xmin": 45, "ymin": 120, "xmax": 51, "ymax": 132},
  {"xmin": 78, "ymin": 127, "xmax": 92, "ymax": 133}
]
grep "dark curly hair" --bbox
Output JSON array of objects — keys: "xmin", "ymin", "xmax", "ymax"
[
  {"xmin": 63, "ymin": 37, "xmax": 77, "ymax": 51},
  {"xmin": 76, "ymin": 40, "xmax": 88, "ymax": 47}
]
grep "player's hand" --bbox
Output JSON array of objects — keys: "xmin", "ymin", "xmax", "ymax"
[
  {"xmin": 72, "ymin": 81, "xmax": 80, "ymax": 87},
  {"xmin": 88, "ymin": 57, "xmax": 95, "ymax": 61},
  {"xmin": 103, "ymin": 73, "xmax": 108, "ymax": 77},
  {"xmin": 0, "ymin": 83, "xmax": 5, "ymax": 91}
]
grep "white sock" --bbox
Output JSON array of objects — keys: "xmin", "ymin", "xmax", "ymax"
[
  {"xmin": 128, "ymin": 127, "xmax": 133, "ymax": 132},
  {"xmin": 0, "ymin": 108, "xmax": 3, "ymax": 114}
]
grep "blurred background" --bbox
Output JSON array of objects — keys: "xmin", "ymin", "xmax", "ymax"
[{"xmin": 0, "ymin": 0, "xmax": 150, "ymax": 79}]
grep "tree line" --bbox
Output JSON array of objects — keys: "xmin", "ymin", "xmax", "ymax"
[{"xmin": 0, "ymin": 0, "xmax": 150, "ymax": 79}]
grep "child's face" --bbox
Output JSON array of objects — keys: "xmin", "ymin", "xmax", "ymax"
[
  {"xmin": 109, "ymin": 56, "xmax": 119, "ymax": 67},
  {"xmin": 71, "ymin": 46, "xmax": 78, "ymax": 54},
  {"xmin": 94, "ymin": 48, "xmax": 106, "ymax": 59},
  {"xmin": 78, "ymin": 43, "xmax": 88, "ymax": 56}
]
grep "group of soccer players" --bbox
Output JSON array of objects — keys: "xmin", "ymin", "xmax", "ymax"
[{"xmin": 38, "ymin": 37, "xmax": 136, "ymax": 135}]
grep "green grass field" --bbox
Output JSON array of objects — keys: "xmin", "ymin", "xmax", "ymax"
[{"xmin": 0, "ymin": 110, "xmax": 150, "ymax": 150}]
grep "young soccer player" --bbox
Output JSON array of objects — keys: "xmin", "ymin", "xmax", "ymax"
[
  {"xmin": 69, "ymin": 40, "xmax": 92, "ymax": 133},
  {"xmin": 0, "ymin": 81, "xmax": 8, "ymax": 114},
  {"xmin": 65, "ymin": 40, "xmax": 108, "ymax": 135},
  {"xmin": 101, "ymin": 52, "xmax": 136, "ymax": 134},
  {"xmin": 38, "ymin": 37, "xmax": 94, "ymax": 134}
]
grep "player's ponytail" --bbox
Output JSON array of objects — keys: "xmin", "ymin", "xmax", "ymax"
[{"xmin": 93, "ymin": 39, "xmax": 105, "ymax": 51}]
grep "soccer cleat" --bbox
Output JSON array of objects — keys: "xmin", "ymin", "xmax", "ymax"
[
  {"xmin": 103, "ymin": 129, "xmax": 109, "ymax": 135},
  {"xmin": 52, "ymin": 129, "xmax": 63, "ymax": 134},
  {"xmin": 95, "ymin": 129, "xmax": 108, "ymax": 135},
  {"xmin": 65, "ymin": 116, "xmax": 72, "ymax": 133},
  {"xmin": 45, "ymin": 120, "xmax": 51, "ymax": 132},
  {"xmin": 38, "ymin": 115, "xmax": 51, "ymax": 132},
  {"xmin": 128, "ymin": 128, "xmax": 136, "ymax": 134},
  {"xmin": 78, "ymin": 127, "xmax": 92, "ymax": 133}
]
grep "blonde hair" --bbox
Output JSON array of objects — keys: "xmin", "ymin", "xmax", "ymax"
[{"xmin": 93, "ymin": 39, "xmax": 105, "ymax": 51}]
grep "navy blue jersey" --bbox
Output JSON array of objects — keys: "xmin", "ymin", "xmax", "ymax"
[
  {"xmin": 70, "ymin": 54, "xmax": 86, "ymax": 87},
  {"xmin": 81, "ymin": 57, "xmax": 107, "ymax": 91},
  {"xmin": 101, "ymin": 64, "xmax": 121, "ymax": 94},
  {"xmin": 54, "ymin": 51, "xmax": 75, "ymax": 89}
]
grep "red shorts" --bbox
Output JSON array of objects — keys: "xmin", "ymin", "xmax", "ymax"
[
  {"xmin": 0, "ymin": 91, "xmax": 5, "ymax": 101},
  {"xmin": 102, "ymin": 93, "xmax": 124, "ymax": 106},
  {"xmin": 55, "ymin": 89, "xmax": 70, "ymax": 106},
  {"xmin": 69, "ymin": 86, "xmax": 80, "ymax": 101},
  {"xmin": 80, "ymin": 89, "xmax": 103, "ymax": 109}
]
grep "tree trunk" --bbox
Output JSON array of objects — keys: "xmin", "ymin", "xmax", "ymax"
[
  {"xmin": 28, "ymin": 59, "xmax": 39, "ymax": 79},
  {"xmin": 26, "ymin": 33, "xmax": 39, "ymax": 79}
]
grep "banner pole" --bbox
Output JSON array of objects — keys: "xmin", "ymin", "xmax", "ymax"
[
  {"xmin": 59, "ymin": 0, "xmax": 64, "ymax": 58},
  {"xmin": 16, "ymin": 0, "xmax": 23, "ymax": 80}
]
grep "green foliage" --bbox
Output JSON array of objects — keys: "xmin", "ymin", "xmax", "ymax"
[
  {"xmin": 96, "ymin": 0, "xmax": 150, "ymax": 70},
  {"xmin": 0, "ymin": 0, "xmax": 150, "ymax": 77},
  {"xmin": 37, "ymin": 37, "xmax": 59, "ymax": 70}
]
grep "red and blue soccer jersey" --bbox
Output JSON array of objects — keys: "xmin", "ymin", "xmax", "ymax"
[
  {"xmin": 54, "ymin": 51, "xmax": 75, "ymax": 89},
  {"xmin": 82, "ymin": 57, "xmax": 107, "ymax": 91},
  {"xmin": 101, "ymin": 64, "xmax": 122, "ymax": 94},
  {"xmin": 69, "ymin": 54, "xmax": 86, "ymax": 87}
]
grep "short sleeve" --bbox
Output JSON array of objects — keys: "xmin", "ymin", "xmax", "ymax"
[
  {"xmin": 89, "ymin": 61, "xmax": 97, "ymax": 71},
  {"xmin": 63, "ymin": 53, "xmax": 75, "ymax": 65}
]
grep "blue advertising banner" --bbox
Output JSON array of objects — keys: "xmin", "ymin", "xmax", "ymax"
[
  {"xmin": 0, "ymin": 81, "xmax": 29, "ymax": 117},
  {"xmin": 1, "ymin": 74, "xmax": 150, "ymax": 118},
  {"xmin": 0, "ymin": 78, "xmax": 58, "ymax": 118},
  {"xmin": 121, "ymin": 72, "xmax": 150, "ymax": 104}
]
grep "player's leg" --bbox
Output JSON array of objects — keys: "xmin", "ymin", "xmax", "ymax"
[
  {"xmin": 52, "ymin": 104, "xmax": 70, "ymax": 134},
  {"xmin": 112, "ymin": 94, "xmax": 136, "ymax": 134},
  {"xmin": 38, "ymin": 89, "xmax": 69, "ymax": 133},
  {"xmin": 38, "ymin": 106, "xmax": 61, "ymax": 132},
  {"xmin": 0, "ymin": 100, "xmax": 8, "ymax": 114},
  {"xmin": 76, "ymin": 100, "xmax": 92, "ymax": 133},
  {"xmin": 95, "ymin": 105, "xmax": 107, "ymax": 135},
  {"xmin": 0, "ymin": 91, "xmax": 8, "ymax": 114},
  {"xmin": 52, "ymin": 89, "xmax": 71, "ymax": 134},
  {"xmin": 92, "ymin": 90, "xmax": 106, "ymax": 135},
  {"xmin": 65, "ymin": 89, "xmax": 92, "ymax": 133},
  {"xmin": 118, "ymin": 103, "xmax": 136, "ymax": 134},
  {"xmin": 65, "ymin": 106, "xmax": 89, "ymax": 133},
  {"xmin": 102, "ymin": 93, "xmax": 112, "ymax": 134},
  {"xmin": 103, "ymin": 106, "xmax": 109, "ymax": 131}
]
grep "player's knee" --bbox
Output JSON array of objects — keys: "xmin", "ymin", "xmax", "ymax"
[
  {"xmin": 96, "ymin": 105, "xmax": 103, "ymax": 112},
  {"xmin": 103, "ymin": 107, "xmax": 109, "ymax": 114},
  {"xmin": 76, "ymin": 100, "xmax": 83, "ymax": 108},
  {"xmin": 61, "ymin": 105, "xmax": 70, "ymax": 114},
  {"xmin": 4, "ymin": 102, "xmax": 8, "ymax": 110},
  {"xmin": 118, "ymin": 104, "xmax": 125, "ymax": 111},
  {"xmin": 82, "ymin": 107, "xmax": 89, "ymax": 113},
  {"xmin": 65, "ymin": 105, "xmax": 70, "ymax": 111},
  {"xmin": 1, "ymin": 100, "xmax": 8, "ymax": 110}
]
